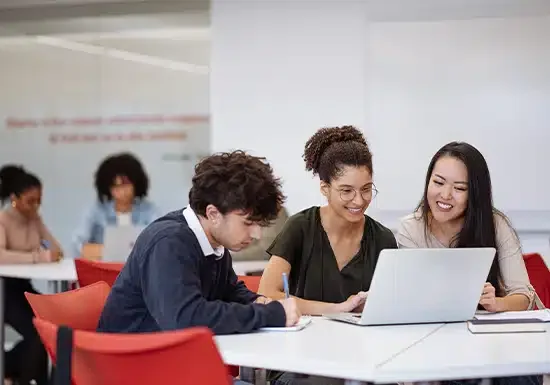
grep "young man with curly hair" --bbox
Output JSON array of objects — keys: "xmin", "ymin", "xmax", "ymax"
[{"xmin": 97, "ymin": 151, "xmax": 300, "ymax": 336}]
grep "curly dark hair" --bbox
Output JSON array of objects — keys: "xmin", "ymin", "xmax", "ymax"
[
  {"xmin": 303, "ymin": 125, "xmax": 372, "ymax": 183},
  {"xmin": 0, "ymin": 165, "xmax": 41, "ymax": 204},
  {"xmin": 189, "ymin": 151, "xmax": 285, "ymax": 226},
  {"xmin": 94, "ymin": 152, "xmax": 149, "ymax": 202}
]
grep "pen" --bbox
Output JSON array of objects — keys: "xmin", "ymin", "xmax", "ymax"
[{"xmin": 282, "ymin": 272, "xmax": 290, "ymax": 299}]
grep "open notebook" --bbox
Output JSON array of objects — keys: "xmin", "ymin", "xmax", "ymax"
[
  {"xmin": 258, "ymin": 316, "xmax": 313, "ymax": 332},
  {"xmin": 468, "ymin": 309, "xmax": 549, "ymax": 334},
  {"xmin": 474, "ymin": 309, "xmax": 550, "ymax": 322}
]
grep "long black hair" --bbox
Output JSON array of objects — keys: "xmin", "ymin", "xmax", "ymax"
[
  {"xmin": 417, "ymin": 142, "xmax": 506, "ymax": 296},
  {"xmin": 0, "ymin": 165, "xmax": 41, "ymax": 205}
]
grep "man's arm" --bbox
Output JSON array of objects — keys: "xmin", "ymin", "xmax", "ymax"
[{"xmin": 139, "ymin": 235, "xmax": 286, "ymax": 335}]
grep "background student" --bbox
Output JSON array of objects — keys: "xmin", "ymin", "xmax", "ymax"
[
  {"xmin": 72, "ymin": 152, "xmax": 160, "ymax": 259},
  {"xmin": 97, "ymin": 150, "xmax": 300, "ymax": 336},
  {"xmin": 0, "ymin": 165, "xmax": 61, "ymax": 385},
  {"xmin": 396, "ymin": 141, "xmax": 541, "ymax": 385}
]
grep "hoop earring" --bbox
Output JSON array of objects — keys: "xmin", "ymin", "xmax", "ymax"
[{"xmin": 11, "ymin": 201, "xmax": 16, "ymax": 208}]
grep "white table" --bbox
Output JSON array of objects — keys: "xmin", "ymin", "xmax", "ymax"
[
  {"xmin": 0, "ymin": 259, "xmax": 77, "ymax": 282},
  {"xmin": 374, "ymin": 322, "xmax": 550, "ymax": 383},
  {"xmin": 216, "ymin": 317, "xmax": 445, "ymax": 384},
  {"xmin": 0, "ymin": 258, "xmax": 77, "ymax": 382}
]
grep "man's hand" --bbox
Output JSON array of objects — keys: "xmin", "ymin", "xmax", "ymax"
[
  {"xmin": 278, "ymin": 298, "xmax": 301, "ymax": 327},
  {"xmin": 254, "ymin": 296, "xmax": 273, "ymax": 305}
]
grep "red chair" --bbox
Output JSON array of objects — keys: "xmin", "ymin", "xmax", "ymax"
[
  {"xmin": 238, "ymin": 275, "xmax": 261, "ymax": 293},
  {"xmin": 523, "ymin": 253, "xmax": 550, "ymax": 309},
  {"xmin": 25, "ymin": 281, "xmax": 110, "ymax": 331},
  {"xmin": 33, "ymin": 318, "xmax": 231, "ymax": 385},
  {"xmin": 74, "ymin": 259, "xmax": 124, "ymax": 287}
]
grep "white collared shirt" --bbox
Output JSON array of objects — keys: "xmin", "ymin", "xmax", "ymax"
[{"xmin": 182, "ymin": 206, "xmax": 225, "ymax": 259}]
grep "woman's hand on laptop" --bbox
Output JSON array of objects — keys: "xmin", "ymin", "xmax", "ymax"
[
  {"xmin": 479, "ymin": 282, "xmax": 502, "ymax": 313},
  {"xmin": 338, "ymin": 291, "xmax": 369, "ymax": 313}
]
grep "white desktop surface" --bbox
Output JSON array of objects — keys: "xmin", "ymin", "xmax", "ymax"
[
  {"xmin": 0, "ymin": 258, "xmax": 77, "ymax": 281},
  {"xmin": 375, "ymin": 322, "xmax": 550, "ymax": 383},
  {"xmin": 215, "ymin": 317, "xmax": 444, "ymax": 383}
]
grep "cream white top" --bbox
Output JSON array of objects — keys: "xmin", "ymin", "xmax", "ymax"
[{"xmin": 396, "ymin": 212, "xmax": 535, "ymax": 304}]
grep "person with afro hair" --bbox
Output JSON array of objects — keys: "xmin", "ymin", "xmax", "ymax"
[{"xmin": 72, "ymin": 152, "xmax": 160, "ymax": 259}]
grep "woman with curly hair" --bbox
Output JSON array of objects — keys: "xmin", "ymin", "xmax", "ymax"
[
  {"xmin": 259, "ymin": 125, "xmax": 397, "ymax": 313},
  {"xmin": 72, "ymin": 152, "xmax": 161, "ymax": 259},
  {"xmin": 258, "ymin": 126, "xmax": 397, "ymax": 384}
]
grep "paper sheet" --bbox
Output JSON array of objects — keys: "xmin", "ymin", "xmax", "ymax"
[
  {"xmin": 258, "ymin": 316, "xmax": 313, "ymax": 332},
  {"xmin": 474, "ymin": 309, "xmax": 550, "ymax": 322}
]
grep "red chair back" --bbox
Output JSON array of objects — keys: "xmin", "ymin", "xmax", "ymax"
[
  {"xmin": 25, "ymin": 281, "xmax": 110, "ymax": 331},
  {"xmin": 33, "ymin": 318, "xmax": 231, "ymax": 385},
  {"xmin": 523, "ymin": 253, "xmax": 550, "ymax": 309},
  {"xmin": 75, "ymin": 259, "xmax": 124, "ymax": 287},
  {"xmin": 238, "ymin": 275, "xmax": 261, "ymax": 293}
]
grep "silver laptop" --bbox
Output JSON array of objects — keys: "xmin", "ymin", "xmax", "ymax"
[
  {"xmin": 325, "ymin": 247, "xmax": 496, "ymax": 326},
  {"xmin": 102, "ymin": 225, "xmax": 145, "ymax": 262}
]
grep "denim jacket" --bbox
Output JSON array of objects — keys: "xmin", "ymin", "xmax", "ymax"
[{"xmin": 71, "ymin": 199, "xmax": 161, "ymax": 258}]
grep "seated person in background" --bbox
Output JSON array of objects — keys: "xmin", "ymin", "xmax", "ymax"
[
  {"xmin": 397, "ymin": 142, "xmax": 541, "ymax": 385},
  {"xmin": 0, "ymin": 165, "xmax": 62, "ymax": 385},
  {"xmin": 97, "ymin": 150, "xmax": 300, "ymax": 336},
  {"xmin": 72, "ymin": 152, "xmax": 160, "ymax": 259},
  {"xmin": 259, "ymin": 126, "xmax": 397, "ymax": 385},
  {"xmin": 230, "ymin": 207, "xmax": 289, "ymax": 261}
]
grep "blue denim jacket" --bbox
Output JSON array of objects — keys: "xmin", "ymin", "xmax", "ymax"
[{"xmin": 71, "ymin": 199, "xmax": 161, "ymax": 258}]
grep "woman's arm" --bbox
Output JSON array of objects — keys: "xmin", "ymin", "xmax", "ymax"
[
  {"xmin": 0, "ymin": 223, "xmax": 35, "ymax": 264},
  {"xmin": 258, "ymin": 256, "xmax": 362, "ymax": 315},
  {"xmin": 496, "ymin": 294, "xmax": 530, "ymax": 312},
  {"xmin": 494, "ymin": 214, "xmax": 534, "ymax": 311}
]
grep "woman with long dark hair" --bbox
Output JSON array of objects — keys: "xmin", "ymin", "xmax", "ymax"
[{"xmin": 397, "ymin": 142, "xmax": 540, "ymax": 385}]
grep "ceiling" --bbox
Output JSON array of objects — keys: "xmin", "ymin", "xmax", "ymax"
[
  {"xmin": 0, "ymin": 0, "xmax": 208, "ymax": 9},
  {"xmin": 0, "ymin": 0, "xmax": 210, "ymax": 74},
  {"xmin": 0, "ymin": 0, "xmax": 548, "ymax": 76}
]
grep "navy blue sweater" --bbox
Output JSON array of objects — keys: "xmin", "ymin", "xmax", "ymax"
[{"xmin": 97, "ymin": 210, "xmax": 286, "ymax": 335}]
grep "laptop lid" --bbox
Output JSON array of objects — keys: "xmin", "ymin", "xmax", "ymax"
[
  {"xmin": 102, "ymin": 225, "xmax": 144, "ymax": 262},
  {"xmin": 359, "ymin": 247, "xmax": 496, "ymax": 325}
]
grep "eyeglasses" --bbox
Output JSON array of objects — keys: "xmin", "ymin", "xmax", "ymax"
[{"xmin": 333, "ymin": 185, "xmax": 378, "ymax": 202}]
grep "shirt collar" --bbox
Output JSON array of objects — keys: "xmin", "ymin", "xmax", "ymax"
[{"xmin": 182, "ymin": 206, "xmax": 225, "ymax": 259}]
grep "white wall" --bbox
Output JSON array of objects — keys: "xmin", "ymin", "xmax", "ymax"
[
  {"xmin": 211, "ymin": 0, "xmax": 368, "ymax": 213},
  {"xmin": 0, "ymin": 37, "xmax": 210, "ymax": 253},
  {"xmin": 211, "ymin": 0, "xmax": 550, "ymax": 253}
]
